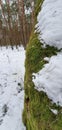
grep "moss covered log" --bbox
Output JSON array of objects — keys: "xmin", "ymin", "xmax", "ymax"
[{"xmin": 23, "ymin": 0, "xmax": 62, "ymax": 130}]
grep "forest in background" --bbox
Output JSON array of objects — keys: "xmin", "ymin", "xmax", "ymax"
[{"xmin": 0, "ymin": 0, "xmax": 35, "ymax": 47}]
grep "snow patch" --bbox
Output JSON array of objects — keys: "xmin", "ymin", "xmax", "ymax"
[
  {"xmin": 33, "ymin": 52, "xmax": 62, "ymax": 106},
  {"xmin": 36, "ymin": 0, "xmax": 62, "ymax": 49},
  {"xmin": 50, "ymin": 109, "xmax": 58, "ymax": 115}
]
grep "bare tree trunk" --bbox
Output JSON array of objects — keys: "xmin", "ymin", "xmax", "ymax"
[
  {"xmin": 17, "ymin": 0, "xmax": 27, "ymax": 46},
  {"xmin": 30, "ymin": 0, "xmax": 35, "ymax": 29},
  {"xmin": 6, "ymin": 0, "xmax": 11, "ymax": 29}
]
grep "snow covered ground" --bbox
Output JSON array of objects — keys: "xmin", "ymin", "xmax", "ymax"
[
  {"xmin": 33, "ymin": 0, "xmax": 62, "ymax": 109},
  {"xmin": 0, "ymin": 46, "xmax": 26, "ymax": 130}
]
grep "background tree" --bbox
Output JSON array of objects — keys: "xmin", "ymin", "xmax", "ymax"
[{"xmin": 0, "ymin": 0, "xmax": 35, "ymax": 47}]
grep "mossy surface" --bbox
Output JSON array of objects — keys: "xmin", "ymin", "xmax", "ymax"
[{"xmin": 23, "ymin": 0, "xmax": 62, "ymax": 130}]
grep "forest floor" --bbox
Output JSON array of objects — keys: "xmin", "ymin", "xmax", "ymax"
[{"xmin": 0, "ymin": 46, "xmax": 26, "ymax": 130}]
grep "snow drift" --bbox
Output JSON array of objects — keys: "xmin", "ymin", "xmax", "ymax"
[{"xmin": 36, "ymin": 0, "xmax": 62, "ymax": 49}]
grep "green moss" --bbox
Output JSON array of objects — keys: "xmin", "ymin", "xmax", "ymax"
[
  {"xmin": 23, "ymin": 0, "xmax": 62, "ymax": 130},
  {"xmin": 23, "ymin": 31, "xmax": 62, "ymax": 130},
  {"xmin": 35, "ymin": 0, "xmax": 43, "ymax": 17},
  {"xmin": 26, "ymin": 33, "xmax": 57, "ymax": 74}
]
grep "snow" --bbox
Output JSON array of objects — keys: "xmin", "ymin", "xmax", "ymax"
[
  {"xmin": 36, "ymin": 0, "xmax": 62, "ymax": 49},
  {"xmin": 50, "ymin": 109, "xmax": 58, "ymax": 115},
  {"xmin": 33, "ymin": 53, "xmax": 62, "ymax": 106},
  {"xmin": 33, "ymin": 52, "xmax": 62, "ymax": 106},
  {"xmin": 44, "ymin": 57, "xmax": 50, "ymax": 62},
  {"xmin": 0, "ymin": 46, "xmax": 26, "ymax": 130},
  {"xmin": 25, "ymin": 7, "xmax": 32, "ymax": 15},
  {"xmin": 32, "ymin": 0, "xmax": 62, "ymax": 109}
]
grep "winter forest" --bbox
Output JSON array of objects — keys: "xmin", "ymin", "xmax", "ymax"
[
  {"xmin": 0, "ymin": 0, "xmax": 35, "ymax": 130},
  {"xmin": 0, "ymin": 0, "xmax": 35, "ymax": 47},
  {"xmin": 0, "ymin": 0, "xmax": 62, "ymax": 130}
]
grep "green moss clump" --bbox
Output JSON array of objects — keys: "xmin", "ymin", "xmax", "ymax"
[{"xmin": 26, "ymin": 33, "xmax": 58, "ymax": 74}]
